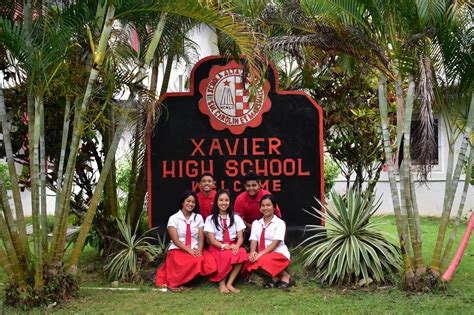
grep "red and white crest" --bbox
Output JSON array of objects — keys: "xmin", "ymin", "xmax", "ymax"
[{"xmin": 199, "ymin": 61, "xmax": 271, "ymax": 135}]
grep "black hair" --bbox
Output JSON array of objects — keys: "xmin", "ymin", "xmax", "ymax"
[
  {"xmin": 199, "ymin": 172, "xmax": 215, "ymax": 182},
  {"xmin": 210, "ymin": 189, "xmax": 235, "ymax": 231},
  {"xmin": 243, "ymin": 171, "xmax": 259, "ymax": 184},
  {"xmin": 260, "ymin": 194, "xmax": 278, "ymax": 210},
  {"xmin": 179, "ymin": 190, "xmax": 199, "ymax": 215}
]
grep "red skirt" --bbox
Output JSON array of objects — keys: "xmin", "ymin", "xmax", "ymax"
[
  {"xmin": 245, "ymin": 252, "xmax": 290, "ymax": 277},
  {"xmin": 207, "ymin": 245, "xmax": 247, "ymax": 282},
  {"xmin": 155, "ymin": 249, "xmax": 217, "ymax": 288}
]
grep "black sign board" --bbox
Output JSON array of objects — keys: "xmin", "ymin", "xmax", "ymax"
[{"xmin": 148, "ymin": 56, "xmax": 324, "ymax": 242}]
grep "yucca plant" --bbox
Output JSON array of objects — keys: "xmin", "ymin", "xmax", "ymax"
[
  {"xmin": 300, "ymin": 189, "xmax": 402, "ymax": 286},
  {"xmin": 104, "ymin": 218, "xmax": 163, "ymax": 283}
]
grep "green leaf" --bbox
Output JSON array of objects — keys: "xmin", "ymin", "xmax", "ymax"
[{"xmin": 300, "ymin": 188, "xmax": 401, "ymax": 286}]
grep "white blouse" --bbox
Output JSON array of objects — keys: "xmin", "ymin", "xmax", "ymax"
[
  {"xmin": 204, "ymin": 214, "xmax": 246, "ymax": 242},
  {"xmin": 167, "ymin": 210, "xmax": 204, "ymax": 250},
  {"xmin": 249, "ymin": 215, "xmax": 290, "ymax": 260}
]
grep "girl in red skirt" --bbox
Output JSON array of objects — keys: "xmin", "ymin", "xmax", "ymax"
[
  {"xmin": 156, "ymin": 190, "xmax": 217, "ymax": 292},
  {"xmin": 246, "ymin": 194, "xmax": 293, "ymax": 289},
  {"xmin": 204, "ymin": 189, "xmax": 247, "ymax": 293}
]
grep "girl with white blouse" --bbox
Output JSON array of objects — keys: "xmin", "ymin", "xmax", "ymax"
[
  {"xmin": 155, "ymin": 190, "xmax": 217, "ymax": 292},
  {"xmin": 245, "ymin": 194, "xmax": 293, "ymax": 289},
  {"xmin": 205, "ymin": 189, "xmax": 247, "ymax": 293}
]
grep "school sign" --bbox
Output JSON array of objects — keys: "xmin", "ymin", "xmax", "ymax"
[{"xmin": 148, "ymin": 56, "xmax": 324, "ymax": 242}]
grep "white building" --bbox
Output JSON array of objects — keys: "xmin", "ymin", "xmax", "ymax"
[{"xmin": 2, "ymin": 25, "xmax": 472, "ymax": 218}]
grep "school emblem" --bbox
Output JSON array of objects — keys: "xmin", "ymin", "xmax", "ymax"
[{"xmin": 199, "ymin": 60, "xmax": 271, "ymax": 135}]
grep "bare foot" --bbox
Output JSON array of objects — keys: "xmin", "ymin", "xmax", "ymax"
[
  {"xmin": 168, "ymin": 287, "xmax": 182, "ymax": 292},
  {"xmin": 219, "ymin": 282, "xmax": 230, "ymax": 293},
  {"xmin": 226, "ymin": 284, "xmax": 240, "ymax": 293}
]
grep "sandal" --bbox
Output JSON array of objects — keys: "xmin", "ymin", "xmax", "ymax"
[{"xmin": 277, "ymin": 279, "xmax": 295, "ymax": 289}]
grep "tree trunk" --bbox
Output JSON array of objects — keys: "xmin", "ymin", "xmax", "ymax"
[
  {"xmin": 0, "ymin": 212, "xmax": 27, "ymax": 288},
  {"xmin": 67, "ymin": 103, "xmax": 131, "ymax": 271},
  {"xmin": 0, "ymin": 247, "xmax": 16, "ymax": 284},
  {"xmin": 126, "ymin": 120, "xmax": 142, "ymax": 225},
  {"xmin": 144, "ymin": 12, "xmax": 167, "ymax": 67},
  {"xmin": 0, "ymin": 175, "xmax": 26, "ymax": 268},
  {"xmin": 127, "ymin": 161, "xmax": 147, "ymax": 229},
  {"xmin": 103, "ymin": 103, "xmax": 118, "ymax": 218},
  {"xmin": 150, "ymin": 63, "xmax": 159, "ymax": 97},
  {"xmin": 431, "ymin": 92, "xmax": 474, "ymax": 273},
  {"xmin": 50, "ymin": 4, "xmax": 116, "ymax": 262},
  {"xmin": 127, "ymin": 14, "xmax": 168, "ymax": 229},
  {"xmin": 50, "ymin": 98, "xmax": 82, "ymax": 262},
  {"xmin": 159, "ymin": 53, "xmax": 174, "ymax": 97},
  {"xmin": 0, "ymin": 86, "xmax": 29, "ymax": 259},
  {"xmin": 32, "ymin": 95, "xmax": 44, "ymax": 289},
  {"xmin": 40, "ymin": 100, "xmax": 48, "ymax": 254},
  {"xmin": 402, "ymin": 75, "xmax": 424, "ymax": 271},
  {"xmin": 377, "ymin": 74, "xmax": 413, "ymax": 274},
  {"xmin": 53, "ymin": 97, "xmax": 72, "ymax": 220},
  {"xmin": 440, "ymin": 145, "xmax": 473, "ymax": 268}
]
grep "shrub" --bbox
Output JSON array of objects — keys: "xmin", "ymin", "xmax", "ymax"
[
  {"xmin": 104, "ymin": 218, "xmax": 165, "ymax": 283},
  {"xmin": 0, "ymin": 163, "xmax": 11, "ymax": 189},
  {"xmin": 4, "ymin": 266, "xmax": 78, "ymax": 308},
  {"xmin": 300, "ymin": 189, "xmax": 402, "ymax": 286},
  {"xmin": 324, "ymin": 153, "xmax": 339, "ymax": 194}
]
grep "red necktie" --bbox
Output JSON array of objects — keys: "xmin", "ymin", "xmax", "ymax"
[
  {"xmin": 222, "ymin": 218, "xmax": 231, "ymax": 244},
  {"xmin": 259, "ymin": 222, "xmax": 271, "ymax": 252},
  {"xmin": 185, "ymin": 223, "xmax": 191, "ymax": 246}
]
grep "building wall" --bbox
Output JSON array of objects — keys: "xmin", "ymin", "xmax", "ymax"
[{"xmin": 332, "ymin": 114, "xmax": 474, "ymax": 216}]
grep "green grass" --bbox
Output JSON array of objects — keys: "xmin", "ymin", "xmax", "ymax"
[{"xmin": 1, "ymin": 216, "xmax": 473, "ymax": 314}]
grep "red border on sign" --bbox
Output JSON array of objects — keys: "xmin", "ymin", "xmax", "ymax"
[{"xmin": 147, "ymin": 55, "xmax": 325, "ymax": 228}]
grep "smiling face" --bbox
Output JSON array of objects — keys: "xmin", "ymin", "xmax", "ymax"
[
  {"xmin": 260, "ymin": 198, "xmax": 275, "ymax": 218},
  {"xmin": 181, "ymin": 195, "xmax": 196, "ymax": 214},
  {"xmin": 244, "ymin": 180, "xmax": 260, "ymax": 198},
  {"xmin": 217, "ymin": 192, "xmax": 230, "ymax": 213},
  {"xmin": 199, "ymin": 175, "xmax": 215, "ymax": 194}
]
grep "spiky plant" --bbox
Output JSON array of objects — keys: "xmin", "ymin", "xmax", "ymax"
[
  {"xmin": 300, "ymin": 189, "xmax": 402, "ymax": 286},
  {"xmin": 104, "ymin": 218, "xmax": 163, "ymax": 283}
]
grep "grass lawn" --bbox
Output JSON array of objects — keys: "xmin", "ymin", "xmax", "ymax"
[{"xmin": 1, "ymin": 216, "xmax": 473, "ymax": 314}]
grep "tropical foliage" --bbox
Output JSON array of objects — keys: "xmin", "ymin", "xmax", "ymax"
[
  {"xmin": 104, "ymin": 219, "xmax": 163, "ymax": 283},
  {"xmin": 0, "ymin": 0, "xmax": 261, "ymax": 307},
  {"xmin": 0, "ymin": 0, "xmax": 471, "ymax": 308},
  {"xmin": 300, "ymin": 189, "xmax": 402, "ymax": 286},
  {"xmin": 323, "ymin": 153, "xmax": 339, "ymax": 194},
  {"xmin": 263, "ymin": 0, "xmax": 473, "ymax": 289}
]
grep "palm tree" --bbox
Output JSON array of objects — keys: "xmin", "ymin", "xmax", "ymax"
[
  {"xmin": 263, "ymin": 0, "xmax": 472, "ymax": 289},
  {"xmin": 0, "ymin": 0, "xmax": 262, "ymax": 305}
]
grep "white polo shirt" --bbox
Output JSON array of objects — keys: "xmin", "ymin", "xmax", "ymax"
[
  {"xmin": 249, "ymin": 215, "xmax": 290, "ymax": 260},
  {"xmin": 167, "ymin": 210, "xmax": 204, "ymax": 250},
  {"xmin": 204, "ymin": 214, "xmax": 246, "ymax": 242}
]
